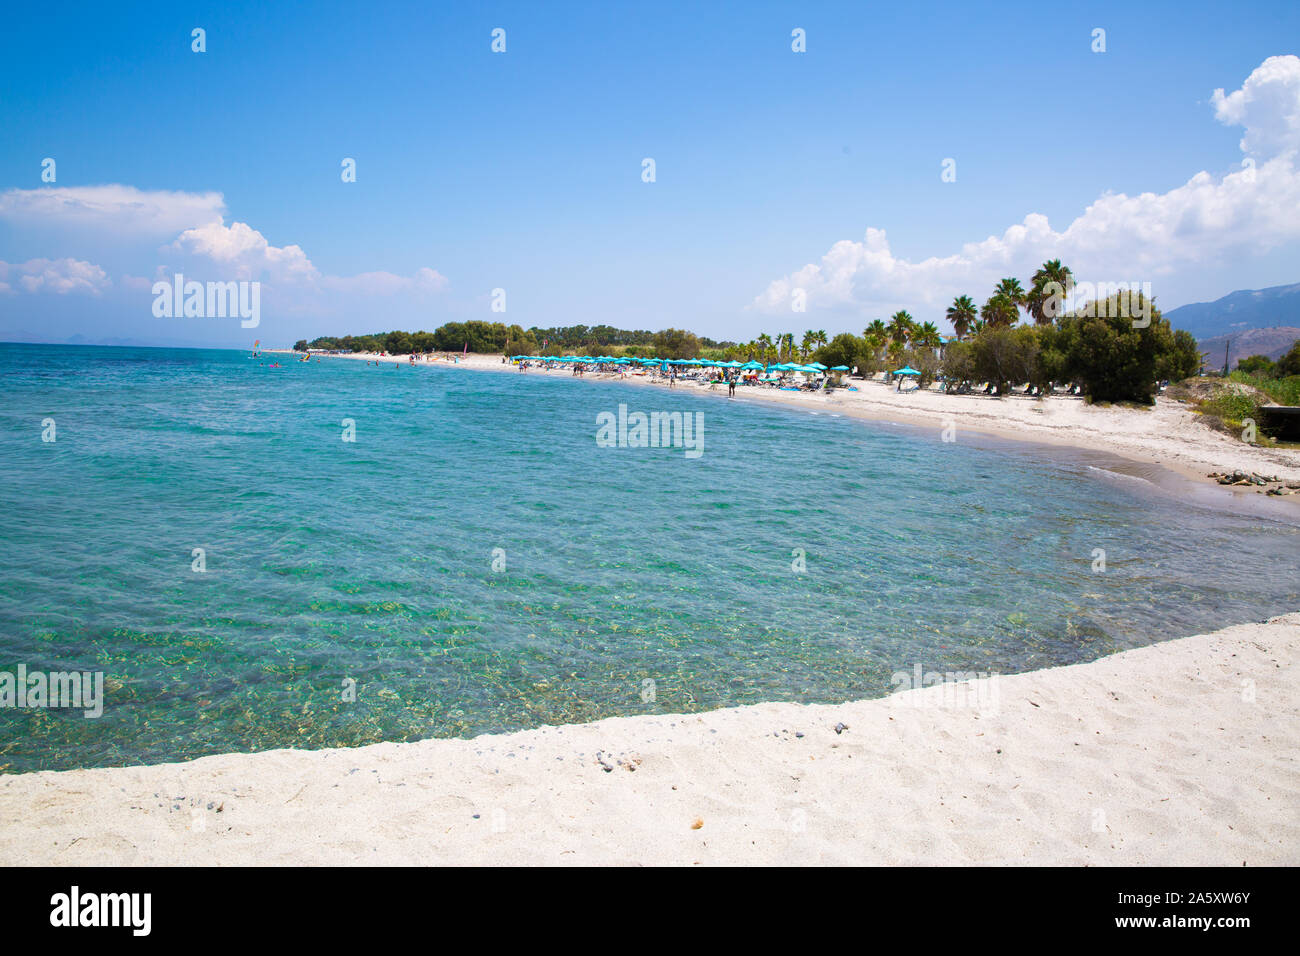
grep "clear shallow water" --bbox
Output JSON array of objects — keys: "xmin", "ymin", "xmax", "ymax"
[{"xmin": 1, "ymin": 343, "xmax": 1297, "ymax": 773}]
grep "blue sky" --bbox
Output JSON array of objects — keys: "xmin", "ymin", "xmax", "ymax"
[{"xmin": 1, "ymin": 0, "xmax": 1298, "ymax": 347}]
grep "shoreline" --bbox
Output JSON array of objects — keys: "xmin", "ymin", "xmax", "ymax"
[
  {"xmin": 273, "ymin": 348, "xmax": 1300, "ymax": 514},
  {"xmin": 4, "ymin": 613, "xmax": 1296, "ymax": 865}
]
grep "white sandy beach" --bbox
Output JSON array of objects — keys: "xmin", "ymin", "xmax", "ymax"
[{"xmin": 2, "ymin": 613, "xmax": 1296, "ymax": 865}]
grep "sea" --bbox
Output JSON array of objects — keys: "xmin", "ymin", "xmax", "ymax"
[{"xmin": 1, "ymin": 343, "xmax": 1296, "ymax": 772}]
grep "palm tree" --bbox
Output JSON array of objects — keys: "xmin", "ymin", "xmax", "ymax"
[
  {"xmin": 995, "ymin": 277, "xmax": 1026, "ymax": 306},
  {"xmin": 861, "ymin": 322, "xmax": 886, "ymax": 365},
  {"xmin": 756, "ymin": 333, "xmax": 773, "ymax": 364},
  {"xmin": 800, "ymin": 330, "xmax": 817, "ymax": 361},
  {"xmin": 815, "ymin": 329, "xmax": 828, "ymax": 350},
  {"xmin": 1028, "ymin": 259, "xmax": 1073, "ymax": 325},
  {"xmin": 946, "ymin": 295, "xmax": 977, "ymax": 340},
  {"xmin": 886, "ymin": 310, "xmax": 914, "ymax": 346},
  {"xmin": 916, "ymin": 322, "xmax": 941, "ymax": 348},
  {"xmin": 862, "ymin": 320, "xmax": 888, "ymax": 366},
  {"xmin": 981, "ymin": 293, "xmax": 1019, "ymax": 329}
]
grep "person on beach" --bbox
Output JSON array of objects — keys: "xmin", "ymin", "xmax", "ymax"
[{"xmin": 727, "ymin": 375, "xmax": 736, "ymax": 398}]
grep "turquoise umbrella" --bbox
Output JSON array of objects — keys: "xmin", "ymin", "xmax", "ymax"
[{"xmin": 893, "ymin": 365, "xmax": 921, "ymax": 376}]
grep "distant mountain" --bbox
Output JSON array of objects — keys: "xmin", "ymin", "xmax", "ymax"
[
  {"xmin": 1197, "ymin": 327, "xmax": 1300, "ymax": 371},
  {"xmin": 1166, "ymin": 282, "xmax": 1300, "ymax": 338}
]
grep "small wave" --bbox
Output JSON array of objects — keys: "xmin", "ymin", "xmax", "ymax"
[{"xmin": 1086, "ymin": 464, "xmax": 1153, "ymax": 485}]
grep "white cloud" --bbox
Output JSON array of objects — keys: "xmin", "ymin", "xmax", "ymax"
[
  {"xmin": 752, "ymin": 55, "xmax": 1300, "ymax": 320},
  {"xmin": 0, "ymin": 257, "xmax": 110, "ymax": 295},
  {"xmin": 0, "ymin": 185, "xmax": 449, "ymax": 303},
  {"xmin": 170, "ymin": 220, "xmax": 319, "ymax": 283},
  {"xmin": 168, "ymin": 220, "xmax": 448, "ymax": 296},
  {"xmin": 0, "ymin": 185, "xmax": 225, "ymax": 237},
  {"xmin": 1211, "ymin": 54, "xmax": 1300, "ymax": 159}
]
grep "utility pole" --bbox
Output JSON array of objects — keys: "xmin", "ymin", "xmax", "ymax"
[{"xmin": 1222, "ymin": 339, "xmax": 1230, "ymax": 377}]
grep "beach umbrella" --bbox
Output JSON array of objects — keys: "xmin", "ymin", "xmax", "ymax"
[
  {"xmin": 808, "ymin": 362, "xmax": 827, "ymax": 370},
  {"xmin": 893, "ymin": 365, "xmax": 921, "ymax": 376},
  {"xmin": 829, "ymin": 365, "xmax": 850, "ymax": 371},
  {"xmin": 741, "ymin": 361, "xmax": 764, "ymax": 370}
]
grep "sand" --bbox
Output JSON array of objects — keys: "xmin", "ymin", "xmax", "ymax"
[{"xmin": 2, "ymin": 613, "xmax": 1296, "ymax": 865}]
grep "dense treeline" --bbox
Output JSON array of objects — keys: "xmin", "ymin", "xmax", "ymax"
[
  {"xmin": 295, "ymin": 322, "xmax": 540, "ymax": 356},
  {"xmin": 1237, "ymin": 342, "xmax": 1300, "ymax": 378},
  {"xmin": 293, "ymin": 322, "xmax": 735, "ymax": 359},
  {"xmin": 938, "ymin": 300, "xmax": 1200, "ymax": 402}
]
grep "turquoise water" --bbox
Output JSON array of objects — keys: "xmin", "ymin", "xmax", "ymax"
[{"xmin": 1, "ymin": 343, "xmax": 1297, "ymax": 773}]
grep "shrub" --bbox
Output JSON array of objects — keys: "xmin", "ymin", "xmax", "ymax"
[
  {"xmin": 1276, "ymin": 340, "xmax": 1300, "ymax": 377},
  {"xmin": 1236, "ymin": 354, "xmax": 1276, "ymax": 376}
]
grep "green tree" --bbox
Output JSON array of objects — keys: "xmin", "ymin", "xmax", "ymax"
[
  {"xmin": 1028, "ymin": 259, "xmax": 1073, "ymax": 325},
  {"xmin": 981, "ymin": 293, "xmax": 1020, "ymax": 329},
  {"xmin": 886, "ymin": 311, "xmax": 914, "ymax": 346},
  {"xmin": 800, "ymin": 330, "xmax": 817, "ymax": 361},
  {"xmin": 1236, "ymin": 354, "xmax": 1276, "ymax": 375},
  {"xmin": 1276, "ymin": 340, "xmax": 1300, "ymax": 377},
  {"xmin": 652, "ymin": 328, "xmax": 701, "ymax": 359},
  {"xmin": 940, "ymin": 340, "xmax": 976, "ymax": 390},
  {"xmin": 1157, "ymin": 329, "xmax": 1202, "ymax": 383},
  {"xmin": 915, "ymin": 321, "xmax": 942, "ymax": 349},
  {"xmin": 995, "ymin": 277, "xmax": 1026, "ymax": 311},
  {"xmin": 815, "ymin": 332, "xmax": 866, "ymax": 371},
  {"xmin": 946, "ymin": 295, "xmax": 977, "ymax": 340},
  {"xmin": 1056, "ymin": 291, "xmax": 1173, "ymax": 403},
  {"xmin": 969, "ymin": 326, "xmax": 1041, "ymax": 395}
]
